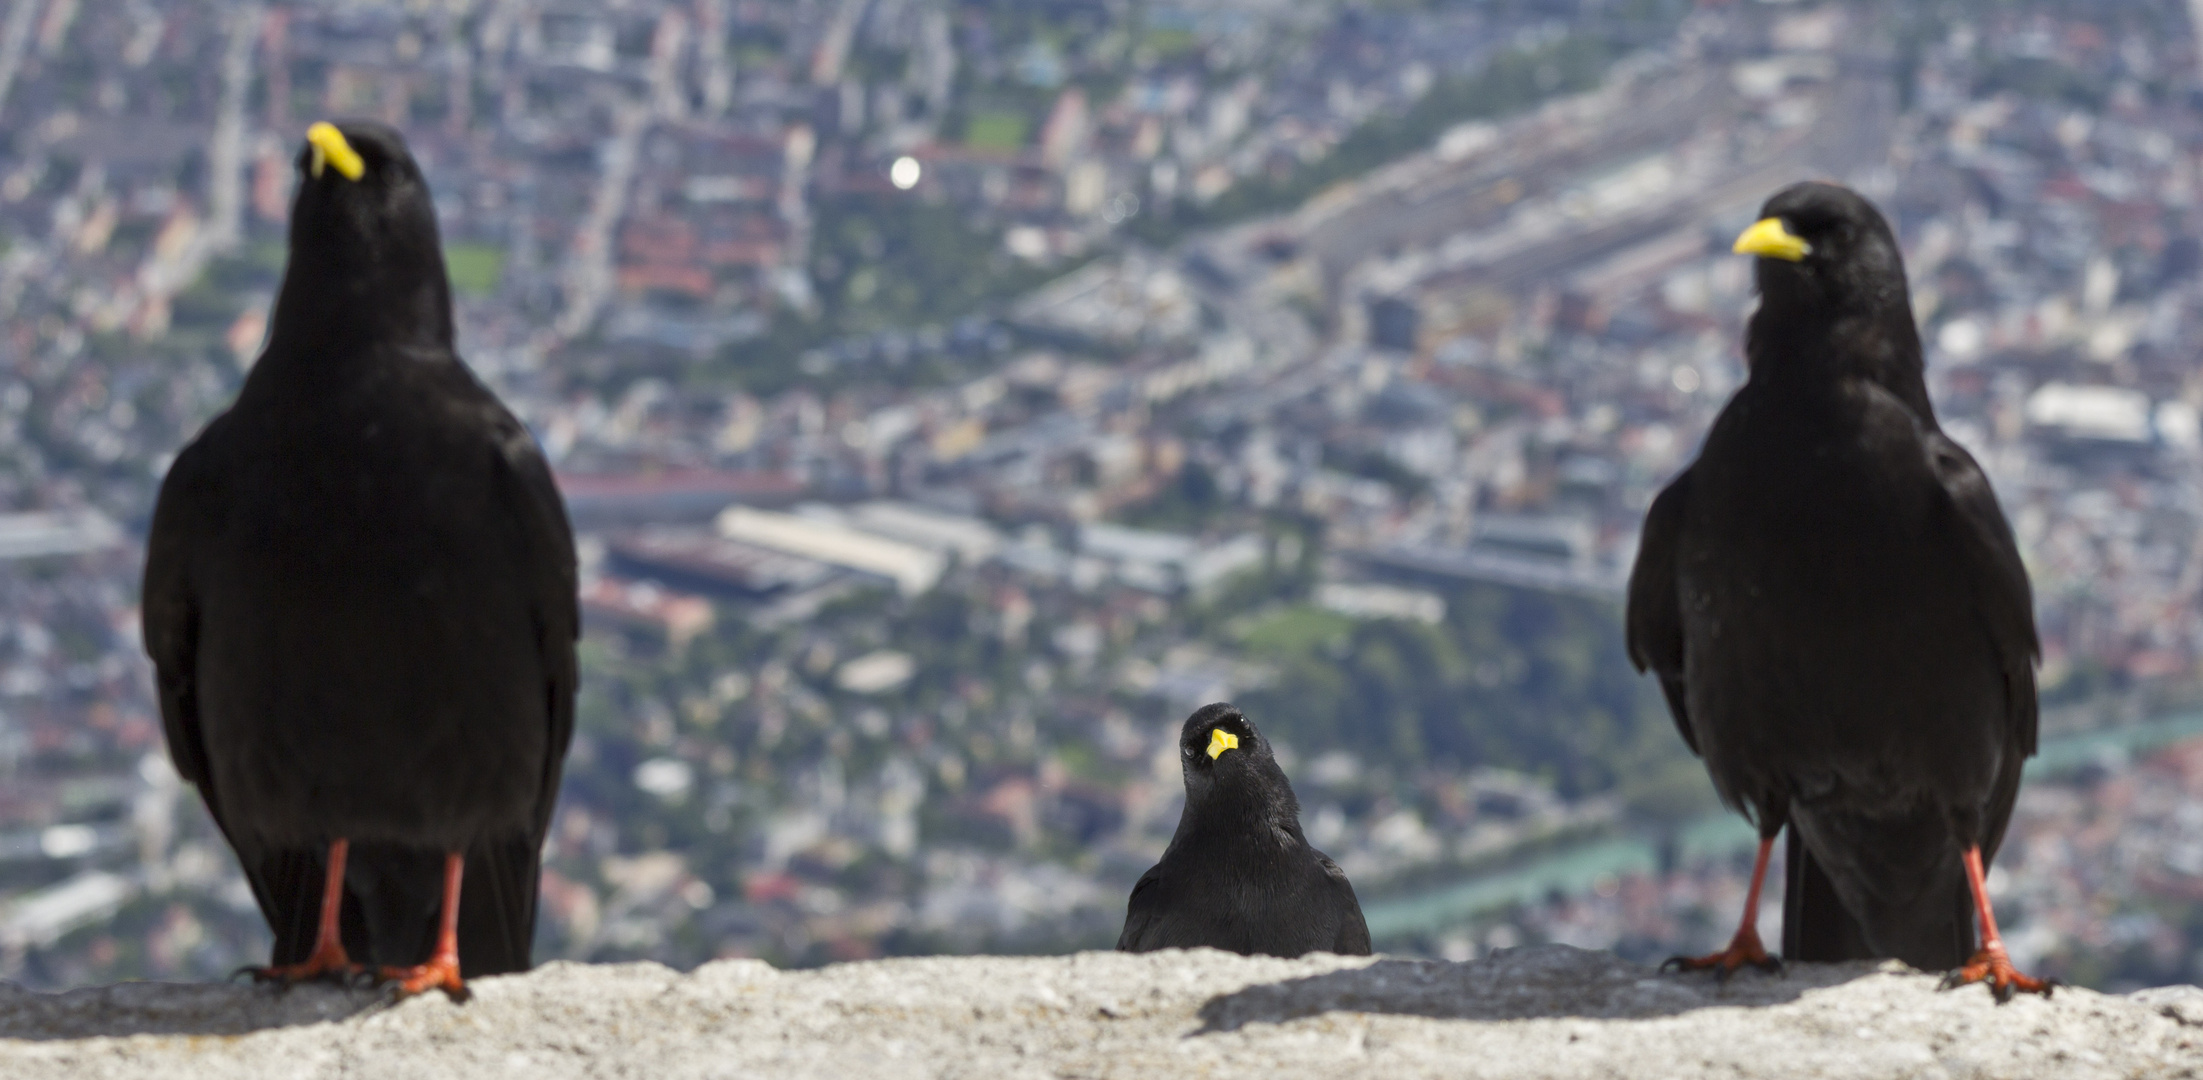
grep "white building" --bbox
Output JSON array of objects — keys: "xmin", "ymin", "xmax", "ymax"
[{"xmin": 717, "ymin": 506, "xmax": 946, "ymax": 597}]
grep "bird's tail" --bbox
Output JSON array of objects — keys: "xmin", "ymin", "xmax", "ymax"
[
  {"xmin": 451, "ymin": 833, "xmax": 542, "ymax": 976},
  {"xmin": 1781, "ymin": 824, "xmax": 1976, "ymax": 970},
  {"xmin": 1780, "ymin": 828, "xmax": 1873, "ymax": 962}
]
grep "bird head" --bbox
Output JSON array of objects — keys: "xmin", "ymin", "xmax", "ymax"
[
  {"xmin": 1176, "ymin": 703, "xmax": 1297, "ymax": 819},
  {"xmin": 1734, "ymin": 181, "xmax": 1909, "ymax": 318},
  {"xmin": 273, "ymin": 119, "xmax": 452, "ymax": 347}
]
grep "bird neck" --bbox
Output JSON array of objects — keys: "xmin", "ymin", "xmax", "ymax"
[
  {"xmin": 1745, "ymin": 298, "xmax": 1937, "ymax": 423},
  {"xmin": 262, "ymin": 248, "xmax": 456, "ymax": 362},
  {"xmin": 1176, "ymin": 786, "xmax": 1308, "ymax": 853}
]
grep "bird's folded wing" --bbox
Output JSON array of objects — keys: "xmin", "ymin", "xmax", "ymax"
[
  {"xmin": 1315, "ymin": 851, "xmax": 1372, "ymax": 955},
  {"xmin": 1115, "ymin": 868, "xmax": 1164, "ymax": 951},
  {"xmin": 487, "ymin": 412, "xmax": 579, "ymax": 841},
  {"xmin": 1924, "ymin": 432, "xmax": 2039, "ymax": 757},
  {"xmin": 142, "ymin": 439, "xmax": 295, "ymax": 933},
  {"xmin": 142, "ymin": 440, "xmax": 215, "ymax": 797},
  {"xmin": 1925, "ymin": 431, "xmax": 2038, "ymax": 865},
  {"xmin": 1626, "ymin": 469, "xmax": 1699, "ymax": 754}
]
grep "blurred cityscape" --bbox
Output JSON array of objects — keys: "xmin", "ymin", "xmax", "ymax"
[{"xmin": 0, "ymin": 0, "xmax": 2199, "ymax": 994}]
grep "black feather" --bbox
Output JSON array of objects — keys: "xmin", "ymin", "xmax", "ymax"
[
  {"xmin": 143, "ymin": 119, "xmax": 576, "ymax": 978},
  {"xmin": 1626, "ymin": 182, "xmax": 2037, "ymax": 972},
  {"xmin": 1117, "ymin": 704, "xmax": 1369, "ymax": 958}
]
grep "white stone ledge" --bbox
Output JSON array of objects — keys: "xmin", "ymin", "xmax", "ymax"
[{"xmin": 0, "ymin": 945, "xmax": 2197, "ymax": 1078}]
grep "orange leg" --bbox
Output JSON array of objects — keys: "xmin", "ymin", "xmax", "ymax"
[
  {"xmin": 377, "ymin": 851, "xmax": 470, "ymax": 1001},
  {"xmin": 1939, "ymin": 845, "xmax": 2053, "ymax": 1002},
  {"xmin": 250, "ymin": 839, "xmax": 365, "ymax": 985},
  {"xmin": 1664, "ymin": 834, "xmax": 1782, "ymax": 978}
]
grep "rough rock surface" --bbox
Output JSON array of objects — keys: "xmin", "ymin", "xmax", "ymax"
[{"xmin": 0, "ymin": 946, "xmax": 2197, "ymax": 1078}]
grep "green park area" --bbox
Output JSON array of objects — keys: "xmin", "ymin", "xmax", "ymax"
[
  {"xmin": 963, "ymin": 112, "xmax": 1030, "ymax": 152},
  {"xmin": 445, "ymin": 243, "xmax": 506, "ymax": 297}
]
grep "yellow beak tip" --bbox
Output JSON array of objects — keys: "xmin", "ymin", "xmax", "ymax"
[
  {"xmin": 1733, "ymin": 217, "xmax": 1810, "ymax": 262},
  {"xmin": 1206, "ymin": 730, "xmax": 1240, "ymax": 759},
  {"xmin": 305, "ymin": 122, "xmax": 366, "ymax": 182}
]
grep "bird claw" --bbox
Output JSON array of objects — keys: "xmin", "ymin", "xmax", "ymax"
[
  {"xmin": 1662, "ymin": 928, "xmax": 1782, "ymax": 981},
  {"xmin": 1939, "ymin": 945, "xmax": 2054, "ymax": 1003},
  {"xmin": 377, "ymin": 956, "xmax": 469, "ymax": 1002},
  {"xmin": 240, "ymin": 955, "xmax": 369, "ymax": 990}
]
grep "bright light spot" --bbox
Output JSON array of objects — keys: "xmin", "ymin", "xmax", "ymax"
[
  {"xmin": 1671, "ymin": 365, "xmax": 1702, "ymax": 394},
  {"xmin": 889, "ymin": 156, "xmax": 922, "ymax": 190},
  {"xmin": 634, "ymin": 758, "xmax": 695, "ymax": 800},
  {"xmin": 1937, "ymin": 317, "xmax": 1984, "ymax": 361},
  {"xmin": 1004, "ymin": 225, "xmax": 1050, "ymax": 261},
  {"xmin": 40, "ymin": 824, "xmax": 99, "ymax": 859}
]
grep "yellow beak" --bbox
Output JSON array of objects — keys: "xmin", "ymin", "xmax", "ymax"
[
  {"xmin": 1206, "ymin": 729, "xmax": 1239, "ymax": 760},
  {"xmin": 307, "ymin": 122, "xmax": 366, "ymax": 181},
  {"xmin": 1733, "ymin": 217, "xmax": 1810, "ymax": 262}
]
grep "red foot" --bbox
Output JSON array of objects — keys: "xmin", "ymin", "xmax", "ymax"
[
  {"xmin": 374, "ymin": 849, "xmax": 470, "ymax": 1001},
  {"xmin": 379, "ymin": 954, "xmax": 469, "ymax": 1002},
  {"xmin": 1662, "ymin": 925, "xmax": 1782, "ymax": 980},
  {"xmin": 244, "ymin": 839, "xmax": 365, "ymax": 987},
  {"xmin": 1939, "ymin": 944, "xmax": 2054, "ymax": 1003},
  {"xmin": 245, "ymin": 936, "xmax": 366, "ymax": 987}
]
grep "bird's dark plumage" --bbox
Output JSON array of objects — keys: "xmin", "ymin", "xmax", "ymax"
[
  {"xmin": 1117, "ymin": 704, "xmax": 1370, "ymax": 958},
  {"xmin": 143, "ymin": 120, "xmax": 577, "ymax": 988},
  {"xmin": 1626, "ymin": 182, "xmax": 2042, "ymax": 993}
]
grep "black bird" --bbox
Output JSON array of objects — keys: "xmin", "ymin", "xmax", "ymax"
[
  {"xmin": 1626, "ymin": 181, "xmax": 2046, "ymax": 999},
  {"xmin": 142, "ymin": 120, "xmax": 577, "ymax": 1000},
  {"xmin": 1117, "ymin": 703, "xmax": 1370, "ymax": 958}
]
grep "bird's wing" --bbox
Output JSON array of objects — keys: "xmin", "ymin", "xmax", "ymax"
[
  {"xmin": 1115, "ymin": 867, "xmax": 1165, "ymax": 951},
  {"xmin": 142, "ymin": 440, "xmax": 217, "ymax": 803},
  {"xmin": 1626, "ymin": 468, "xmax": 1699, "ymax": 755},
  {"xmin": 1924, "ymin": 432, "xmax": 2039, "ymax": 757},
  {"xmin": 1314, "ymin": 851, "xmax": 1372, "ymax": 955},
  {"xmin": 487, "ymin": 411, "xmax": 579, "ymax": 841},
  {"xmin": 143, "ymin": 438, "xmax": 308, "ymax": 956},
  {"xmin": 145, "ymin": 430, "xmax": 366, "ymax": 967},
  {"xmin": 1924, "ymin": 431, "xmax": 2037, "ymax": 863},
  {"xmin": 441, "ymin": 393, "xmax": 576, "ymax": 974}
]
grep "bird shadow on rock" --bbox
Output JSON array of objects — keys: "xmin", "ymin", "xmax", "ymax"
[
  {"xmin": 1194, "ymin": 944, "xmax": 1890, "ymax": 1034},
  {"xmin": 0, "ymin": 978, "xmax": 393, "ymax": 1041}
]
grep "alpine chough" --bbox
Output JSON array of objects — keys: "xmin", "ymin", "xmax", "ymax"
[
  {"xmin": 1626, "ymin": 181, "xmax": 2046, "ymax": 999},
  {"xmin": 143, "ymin": 120, "xmax": 577, "ymax": 1000},
  {"xmin": 1117, "ymin": 703, "xmax": 1370, "ymax": 957}
]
